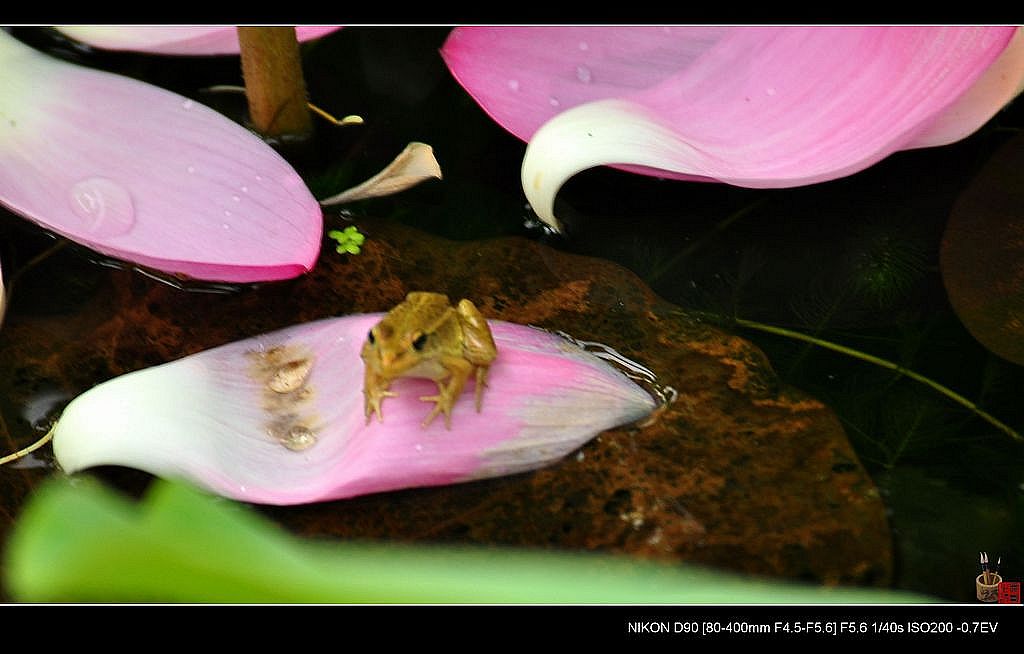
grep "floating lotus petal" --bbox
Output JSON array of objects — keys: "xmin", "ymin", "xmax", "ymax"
[
  {"xmin": 53, "ymin": 315, "xmax": 656, "ymax": 505},
  {"xmin": 55, "ymin": 26, "xmax": 341, "ymax": 56},
  {"xmin": 442, "ymin": 26, "xmax": 1024, "ymax": 229},
  {"xmin": 0, "ymin": 31, "xmax": 322, "ymax": 282}
]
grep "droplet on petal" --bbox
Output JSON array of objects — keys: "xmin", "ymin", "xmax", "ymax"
[
  {"xmin": 52, "ymin": 315, "xmax": 657, "ymax": 505},
  {"xmin": 68, "ymin": 177, "xmax": 135, "ymax": 238}
]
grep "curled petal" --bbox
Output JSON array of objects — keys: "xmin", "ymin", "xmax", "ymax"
[
  {"xmin": 0, "ymin": 32, "xmax": 322, "ymax": 282},
  {"xmin": 53, "ymin": 315, "xmax": 656, "ymax": 505},
  {"xmin": 445, "ymin": 26, "xmax": 1022, "ymax": 229},
  {"xmin": 55, "ymin": 26, "xmax": 341, "ymax": 56},
  {"xmin": 522, "ymin": 99, "xmax": 715, "ymax": 228}
]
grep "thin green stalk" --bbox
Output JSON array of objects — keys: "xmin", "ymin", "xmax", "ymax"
[
  {"xmin": 733, "ymin": 317, "xmax": 1023, "ymax": 443},
  {"xmin": 0, "ymin": 425, "xmax": 55, "ymax": 466}
]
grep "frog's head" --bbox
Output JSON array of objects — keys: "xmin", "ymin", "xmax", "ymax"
[{"xmin": 365, "ymin": 320, "xmax": 432, "ymax": 377}]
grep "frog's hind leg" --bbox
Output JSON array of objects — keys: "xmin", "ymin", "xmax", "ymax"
[
  {"xmin": 420, "ymin": 356, "xmax": 473, "ymax": 429},
  {"xmin": 473, "ymin": 364, "xmax": 491, "ymax": 412}
]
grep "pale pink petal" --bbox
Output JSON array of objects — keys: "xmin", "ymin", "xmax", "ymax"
[
  {"xmin": 55, "ymin": 26, "xmax": 341, "ymax": 56},
  {"xmin": 0, "ymin": 32, "xmax": 322, "ymax": 282},
  {"xmin": 52, "ymin": 315, "xmax": 656, "ymax": 505},
  {"xmin": 443, "ymin": 27, "xmax": 1022, "ymax": 228},
  {"xmin": 908, "ymin": 27, "xmax": 1024, "ymax": 148}
]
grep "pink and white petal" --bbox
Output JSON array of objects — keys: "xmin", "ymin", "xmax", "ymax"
[
  {"xmin": 0, "ymin": 32, "xmax": 322, "ymax": 282},
  {"xmin": 506, "ymin": 27, "xmax": 1019, "ymax": 229},
  {"xmin": 55, "ymin": 26, "xmax": 341, "ymax": 56},
  {"xmin": 909, "ymin": 27, "xmax": 1024, "ymax": 148},
  {"xmin": 522, "ymin": 99, "xmax": 717, "ymax": 228},
  {"xmin": 53, "ymin": 316, "xmax": 656, "ymax": 505}
]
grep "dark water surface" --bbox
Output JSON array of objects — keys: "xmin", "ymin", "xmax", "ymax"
[{"xmin": 1, "ymin": 27, "xmax": 1022, "ymax": 602}]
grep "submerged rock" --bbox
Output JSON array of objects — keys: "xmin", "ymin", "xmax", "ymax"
[{"xmin": 0, "ymin": 217, "xmax": 891, "ymax": 586}]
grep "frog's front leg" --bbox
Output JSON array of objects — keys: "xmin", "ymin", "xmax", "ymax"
[
  {"xmin": 363, "ymin": 366, "xmax": 397, "ymax": 424},
  {"xmin": 419, "ymin": 355, "xmax": 473, "ymax": 429}
]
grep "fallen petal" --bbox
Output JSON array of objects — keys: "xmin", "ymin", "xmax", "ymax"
[
  {"xmin": 53, "ymin": 315, "xmax": 656, "ymax": 505},
  {"xmin": 319, "ymin": 142, "xmax": 443, "ymax": 206},
  {"xmin": 0, "ymin": 32, "xmax": 322, "ymax": 282},
  {"xmin": 444, "ymin": 26, "xmax": 1021, "ymax": 229},
  {"xmin": 55, "ymin": 26, "xmax": 341, "ymax": 56}
]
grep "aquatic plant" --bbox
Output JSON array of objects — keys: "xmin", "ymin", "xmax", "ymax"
[
  {"xmin": 328, "ymin": 226, "xmax": 365, "ymax": 255},
  {"xmin": 442, "ymin": 26, "xmax": 1024, "ymax": 229}
]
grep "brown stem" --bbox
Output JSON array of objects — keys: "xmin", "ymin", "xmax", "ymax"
[{"xmin": 237, "ymin": 27, "xmax": 313, "ymax": 139}]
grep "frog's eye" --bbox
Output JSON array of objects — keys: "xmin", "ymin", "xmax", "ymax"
[
  {"xmin": 367, "ymin": 330, "xmax": 376, "ymax": 345},
  {"xmin": 412, "ymin": 333, "xmax": 427, "ymax": 351}
]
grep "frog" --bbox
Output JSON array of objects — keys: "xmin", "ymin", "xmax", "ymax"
[{"xmin": 361, "ymin": 292, "xmax": 497, "ymax": 429}]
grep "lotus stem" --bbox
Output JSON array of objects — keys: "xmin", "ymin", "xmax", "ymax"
[{"xmin": 237, "ymin": 27, "xmax": 312, "ymax": 139}]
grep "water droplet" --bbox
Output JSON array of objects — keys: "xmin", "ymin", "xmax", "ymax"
[
  {"xmin": 578, "ymin": 41, "xmax": 589, "ymax": 51},
  {"xmin": 232, "ymin": 195, "xmax": 241, "ymax": 202},
  {"xmin": 415, "ymin": 444, "xmax": 423, "ymax": 452},
  {"xmin": 181, "ymin": 99, "xmax": 195, "ymax": 110},
  {"xmin": 68, "ymin": 177, "xmax": 135, "ymax": 237},
  {"xmin": 548, "ymin": 97, "xmax": 560, "ymax": 107},
  {"xmin": 766, "ymin": 87, "xmax": 777, "ymax": 96},
  {"xmin": 267, "ymin": 358, "xmax": 313, "ymax": 394},
  {"xmin": 255, "ymin": 174, "xmax": 264, "ymax": 182},
  {"xmin": 187, "ymin": 166, "xmax": 195, "ymax": 174},
  {"xmin": 223, "ymin": 210, "xmax": 232, "ymax": 217},
  {"xmin": 575, "ymin": 65, "xmax": 592, "ymax": 84},
  {"xmin": 507, "ymin": 79, "xmax": 520, "ymax": 92},
  {"xmin": 221, "ymin": 223, "xmax": 230, "ymax": 230},
  {"xmin": 240, "ymin": 186, "xmax": 249, "ymax": 193},
  {"xmin": 282, "ymin": 426, "xmax": 317, "ymax": 451}
]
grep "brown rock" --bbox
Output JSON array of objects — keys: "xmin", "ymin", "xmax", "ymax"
[{"xmin": 0, "ymin": 218, "xmax": 891, "ymax": 587}]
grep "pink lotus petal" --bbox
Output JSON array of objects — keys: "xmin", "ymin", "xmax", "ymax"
[
  {"xmin": 55, "ymin": 26, "xmax": 341, "ymax": 56},
  {"xmin": 0, "ymin": 32, "xmax": 322, "ymax": 282},
  {"xmin": 443, "ymin": 27, "xmax": 1023, "ymax": 228},
  {"xmin": 53, "ymin": 315, "xmax": 656, "ymax": 505}
]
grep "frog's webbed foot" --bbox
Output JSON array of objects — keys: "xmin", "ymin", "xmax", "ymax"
[
  {"xmin": 364, "ymin": 388, "xmax": 398, "ymax": 425},
  {"xmin": 420, "ymin": 358, "xmax": 473, "ymax": 430},
  {"xmin": 419, "ymin": 390, "xmax": 454, "ymax": 429}
]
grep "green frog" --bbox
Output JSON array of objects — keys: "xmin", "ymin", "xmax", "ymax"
[{"xmin": 361, "ymin": 292, "xmax": 497, "ymax": 428}]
